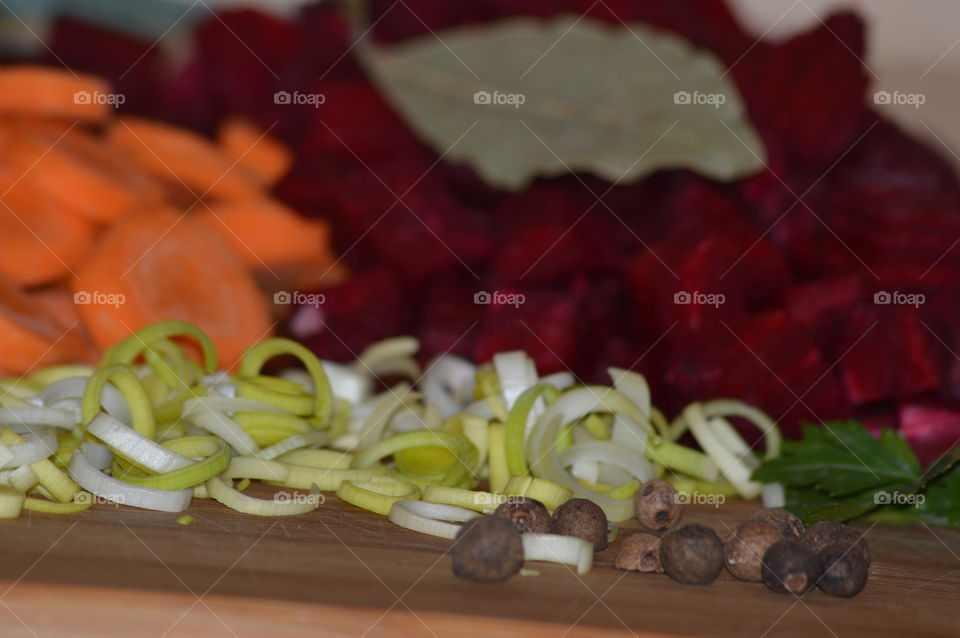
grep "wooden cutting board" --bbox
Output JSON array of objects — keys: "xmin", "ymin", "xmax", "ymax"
[{"xmin": 0, "ymin": 489, "xmax": 957, "ymax": 638}]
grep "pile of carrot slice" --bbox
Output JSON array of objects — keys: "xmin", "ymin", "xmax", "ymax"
[{"xmin": 0, "ymin": 66, "xmax": 344, "ymax": 372}]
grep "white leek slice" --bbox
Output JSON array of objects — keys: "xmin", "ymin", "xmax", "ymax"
[
  {"xmin": 206, "ymin": 476, "xmax": 318, "ymax": 516},
  {"xmin": 68, "ymin": 448, "xmax": 191, "ymax": 512},
  {"xmin": 522, "ymin": 534, "xmax": 593, "ymax": 575},
  {"xmin": 0, "ymin": 407, "xmax": 77, "ymax": 430},
  {"xmin": 354, "ymin": 384, "xmax": 414, "ymax": 450},
  {"xmin": 188, "ymin": 410, "xmax": 260, "ymax": 455},
  {"xmin": 684, "ymin": 404, "xmax": 761, "ymax": 499},
  {"xmin": 762, "ymin": 482, "xmax": 786, "ymax": 508},
  {"xmin": 422, "ymin": 355, "xmax": 476, "ymax": 418},
  {"xmin": 493, "ymin": 351, "xmax": 538, "ymax": 409},
  {"xmin": 256, "ymin": 431, "xmax": 328, "ymax": 460},
  {"xmin": 559, "ymin": 442, "xmax": 655, "ymax": 484},
  {"xmin": 608, "ymin": 368, "xmax": 651, "ymax": 420},
  {"xmin": 182, "ymin": 396, "xmax": 283, "ymax": 417},
  {"xmin": 701, "ymin": 399, "xmax": 781, "ymax": 459},
  {"xmin": 316, "ymin": 362, "xmax": 369, "ymax": 405},
  {"xmin": 388, "ymin": 500, "xmax": 479, "ymax": 539},
  {"xmin": 80, "ymin": 442, "xmax": 113, "ymax": 470},
  {"xmin": 354, "ymin": 336, "xmax": 420, "ymax": 378},
  {"xmin": 0, "ymin": 430, "xmax": 57, "ymax": 469},
  {"xmin": 41, "ymin": 377, "xmax": 131, "ymax": 425},
  {"xmin": 87, "ymin": 413, "xmax": 193, "ymax": 473},
  {"xmin": 539, "ymin": 371, "xmax": 575, "ymax": 391}
]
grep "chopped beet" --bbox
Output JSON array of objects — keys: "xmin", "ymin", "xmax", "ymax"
[
  {"xmin": 785, "ymin": 275, "xmax": 867, "ymax": 358},
  {"xmin": 731, "ymin": 12, "xmax": 872, "ymax": 166},
  {"xmin": 192, "ymin": 10, "xmax": 300, "ymax": 124},
  {"xmin": 47, "ymin": 19, "xmax": 163, "ymax": 115},
  {"xmin": 899, "ymin": 402, "xmax": 960, "ymax": 465},
  {"xmin": 418, "ymin": 280, "xmax": 485, "ymax": 361},
  {"xmin": 839, "ymin": 305, "xmax": 942, "ymax": 405},
  {"xmin": 296, "ymin": 269, "xmax": 412, "ymax": 362},
  {"xmin": 473, "ymin": 283, "xmax": 585, "ymax": 374}
]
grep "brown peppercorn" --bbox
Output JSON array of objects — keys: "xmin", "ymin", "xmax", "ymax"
[
  {"xmin": 761, "ymin": 539, "xmax": 821, "ymax": 595},
  {"xmin": 492, "ymin": 496, "xmax": 551, "ymax": 534},
  {"xmin": 634, "ymin": 479, "xmax": 682, "ymax": 531},
  {"xmin": 614, "ymin": 533, "xmax": 663, "ymax": 573},
  {"xmin": 724, "ymin": 519, "xmax": 783, "ymax": 582},
  {"xmin": 746, "ymin": 508, "xmax": 805, "ymax": 538},
  {"xmin": 817, "ymin": 543, "xmax": 869, "ymax": 597},
  {"xmin": 452, "ymin": 516, "xmax": 524, "ymax": 583},
  {"xmin": 802, "ymin": 520, "xmax": 870, "ymax": 565},
  {"xmin": 551, "ymin": 498, "xmax": 609, "ymax": 551},
  {"xmin": 659, "ymin": 524, "xmax": 724, "ymax": 585}
]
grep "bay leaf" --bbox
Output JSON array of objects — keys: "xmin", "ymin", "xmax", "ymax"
[{"xmin": 360, "ymin": 15, "xmax": 765, "ymax": 191}]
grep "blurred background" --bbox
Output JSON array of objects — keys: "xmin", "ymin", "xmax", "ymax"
[{"xmin": 1, "ymin": 0, "xmax": 959, "ymax": 460}]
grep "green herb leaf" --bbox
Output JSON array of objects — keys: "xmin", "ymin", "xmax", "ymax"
[
  {"xmin": 361, "ymin": 15, "xmax": 765, "ymax": 191},
  {"xmin": 753, "ymin": 422, "xmax": 919, "ymax": 497}
]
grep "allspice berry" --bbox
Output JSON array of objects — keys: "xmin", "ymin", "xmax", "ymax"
[
  {"xmin": 747, "ymin": 508, "xmax": 805, "ymax": 539},
  {"xmin": 615, "ymin": 533, "xmax": 663, "ymax": 573},
  {"xmin": 802, "ymin": 520, "xmax": 870, "ymax": 565},
  {"xmin": 452, "ymin": 516, "xmax": 524, "ymax": 583},
  {"xmin": 634, "ymin": 479, "xmax": 682, "ymax": 531},
  {"xmin": 551, "ymin": 498, "xmax": 609, "ymax": 551},
  {"xmin": 493, "ymin": 496, "xmax": 551, "ymax": 534},
  {"xmin": 761, "ymin": 539, "xmax": 821, "ymax": 595},
  {"xmin": 660, "ymin": 524, "xmax": 724, "ymax": 585},
  {"xmin": 817, "ymin": 543, "xmax": 869, "ymax": 598},
  {"xmin": 724, "ymin": 519, "xmax": 783, "ymax": 582}
]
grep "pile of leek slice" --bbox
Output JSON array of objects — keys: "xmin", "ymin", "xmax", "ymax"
[{"xmin": 0, "ymin": 321, "xmax": 780, "ymax": 574}]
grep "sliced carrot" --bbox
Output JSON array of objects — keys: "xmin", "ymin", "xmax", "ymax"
[
  {"xmin": 0, "ymin": 172, "xmax": 94, "ymax": 286},
  {"xmin": 195, "ymin": 199, "xmax": 335, "ymax": 268},
  {"xmin": 73, "ymin": 208, "xmax": 272, "ymax": 368},
  {"xmin": 109, "ymin": 116, "xmax": 262, "ymax": 203},
  {"xmin": 0, "ymin": 66, "xmax": 113, "ymax": 123},
  {"xmin": 4, "ymin": 128, "xmax": 162, "ymax": 224},
  {"xmin": 217, "ymin": 117, "xmax": 292, "ymax": 186},
  {"xmin": 0, "ymin": 276, "xmax": 89, "ymax": 373}
]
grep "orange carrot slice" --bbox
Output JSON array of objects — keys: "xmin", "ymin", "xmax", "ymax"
[
  {"xmin": 0, "ymin": 172, "xmax": 94, "ymax": 286},
  {"xmin": 73, "ymin": 208, "xmax": 272, "ymax": 368},
  {"xmin": 109, "ymin": 116, "xmax": 262, "ymax": 203},
  {"xmin": 0, "ymin": 66, "xmax": 114, "ymax": 123},
  {"xmin": 217, "ymin": 117, "xmax": 292, "ymax": 186},
  {"xmin": 195, "ymin": 199, "xmax": 335, "ymax": 268},
  {"xmin": 5, "ymin": 128, "xmax": 162, "ymax": 224},
  {"xmin": 31, "ymin": 288, "xmax": 99, "ymax": 363},
  {"xmin": 0, "ymin": 276, "xmax": 90, "ymax": 373}
]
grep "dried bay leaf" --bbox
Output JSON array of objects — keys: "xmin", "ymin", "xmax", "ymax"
[{"xmin": 360, "ymin": 15, "xmax": 765, "ymax": 191}]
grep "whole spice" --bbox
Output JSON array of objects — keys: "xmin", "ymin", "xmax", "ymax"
[
  {"xmin": 634, "ymin": 479, "xmax": 682, "ymax": 531},
  {"xmin": 493, "ymin": 496, "xmax": 551, "ymax": 534},
  {"xmin": 551, "ymin": 498, "xmax": 609, "ymax": 551},
  {"xmin": 817, "ymin": 543, "xmax": 869, "ymax": 597},
  {"xmin": 452, "ymin": 516, "xmax": 524, "ymax": 583},
  {"xmin": 659, "ymin": 524, "xmax": 724, "ymax": 585},
  {"xmin": 724, "ymin": 519, "xmax": 783, "ymax": 582},
  {"xmin": 747, "ymin": 508, "xmax": 805, "ymax": 538},
  {"xmin": 614, "ymin": 533, "xmax": 663, "ymax": 573},
  {"xmin": 802, "ymin": 520, "xmax": 870, "ymax": 565},
  {"xmin": 761, "ymin": 539, "xmax": 821, "ymax": 595}
]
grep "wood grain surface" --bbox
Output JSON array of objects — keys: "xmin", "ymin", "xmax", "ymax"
[{"xmin": 0, "ymin": 488, "xmax": 957, "ymax": 637}]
